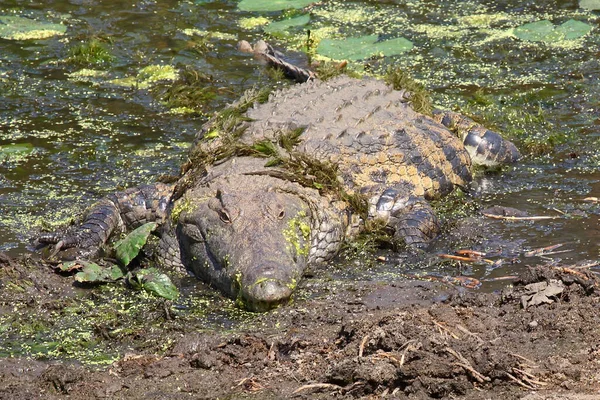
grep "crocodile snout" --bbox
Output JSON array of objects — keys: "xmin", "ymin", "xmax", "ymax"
[{"xmin": 240, "ymin": 262, "xmax": 296, "ymax": 312}]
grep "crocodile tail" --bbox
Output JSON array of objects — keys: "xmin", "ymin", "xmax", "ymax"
[
  {"xmin": 432, "ymin": 110, "xmax": 520, "ymax": 167},
  {"xmin": 245, "ymin": 39, "xmax": 317, "ymax": 83}
]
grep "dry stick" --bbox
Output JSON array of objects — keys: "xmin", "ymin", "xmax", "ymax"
[
  {"xmin": 358, "ymin": 334, "xmax": 370, "ymax": 357},
  {"xmin": 513, "ymin": 368, "xmax": 548, "ymax": 386},
  {"xmin": 445, "ymin": 347, "xmax": 491, "ymax": 383},
  {"xmin": 453, "ymin": 362, "xmax": 488, "ymax": 384},
  {"xmin": 432, "ymin": 321, "xmax": 460, "ymax": 340},
  {"xmin": 508, "ymin": 352, "xmax": 538, "ymax": 367},
  {"xmin": 483, "ymin": 213, "xmax": 558, "ymax": 221},
  {"xmin": 292, "ymin": 383, "xmax": 342, "ymax": 395},
  {"xmin": 395, "ymin": 340, "xmax": 418, "ymax": 366},
  {"xmin": 505, "ymin": 372, "xmax": 536, "ymax": 390},
  {"xmin": 572, "ymin": 261, "xmax": 600, "ymax": 269},
  {"xmin": 438, "ymin": 254, "xmax": 495, "ymax": 264}
]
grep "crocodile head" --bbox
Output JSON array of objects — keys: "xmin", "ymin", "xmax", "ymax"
[{"xmin": 176, "ymin": 185, "xmax": 311, "ymax": 312}]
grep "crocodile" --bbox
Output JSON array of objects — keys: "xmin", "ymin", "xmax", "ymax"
[{"xmin": 40, "ymin": 44, "xmax": 519, "ymax": 311}]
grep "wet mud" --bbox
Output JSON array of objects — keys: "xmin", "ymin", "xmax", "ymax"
[{"xmin": 1, "ymin": 253, "xmax": 599, "ymax": 399}]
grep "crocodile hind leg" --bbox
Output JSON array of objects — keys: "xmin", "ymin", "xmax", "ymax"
[
  {"xmin": 432, "ymin": 110, "xmax": 520, "ymax": 167},
  {"xmin": 38, "ymin": 183, "xmax": 175, "ymax": 259},
  {"xmin": 372, "ymin": 188, "xmax": 440, "ymax": 247}
]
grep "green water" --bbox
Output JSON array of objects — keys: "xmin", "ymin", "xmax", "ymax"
[{"xmin": 1, "ymin": 0, "xmax": 599, "ymax": 282}]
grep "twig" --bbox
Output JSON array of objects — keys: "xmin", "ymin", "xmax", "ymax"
[
  {"xmin": 453, "ymin": 362, "xmax": 489, "ymax": 383},
  {"xmin": 292, "ymin": 383, "xmax": 342, "ymax": 395},
  {"xmin": 445, "ymin": 347, "xmax": 490, "ymax": 383},
  {"xmin": 438, "ymin": 254, "xmax": 495, "ymax": 264},
  {"xmin": 508, "ymin": 352, "xmax": 537, "ymax": 367},
  {"xmin": 373, "ymin": 351, "xmax": 401, "ymax": 364},
  {"xmin": 358, "ymin": 334, "xmax": 369, "ymax": 357},
  {"xmin": 505, "ymin": 372, "xmax": 536, "ymax": 390},
  {"xmin": 572, "ymin": 262, "xmax": 600, "ymax": 269},
  {"xmin": 525, "ymin": 243, "xmax": 564, "ymax": 257},
  {"xmin": 432, "ymin": 321, "xmax": 460, "ymax": 339},
  {"xmin": 483, "ymin": 213, "xmax": 558, "ymax": 221},
  {"xmin": 513, "ymin": 368, "xmax": 548, "ymax": 386}
]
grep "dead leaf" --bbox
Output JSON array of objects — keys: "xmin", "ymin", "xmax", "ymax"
[{"xmin": 521, "ymin": 280, "xmax": 564, "ymax": 309}]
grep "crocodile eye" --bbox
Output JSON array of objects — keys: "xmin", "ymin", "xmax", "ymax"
[
  {"xmin": 277, "ymin": 210, "xmax": 285, "ymax": 219},
  {"xmin": 219, "ymin": 210, "xmax": 232, "ymax": 224}
]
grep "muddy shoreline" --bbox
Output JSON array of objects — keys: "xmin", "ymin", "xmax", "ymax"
[{"xmin": 1, "ymin": 253, "xmax": 599, "ymax": 399}]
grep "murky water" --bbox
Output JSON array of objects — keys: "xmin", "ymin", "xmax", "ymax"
[{"xmin": 1, "ymin": 0, "xmax": 599, "ymax": 289}]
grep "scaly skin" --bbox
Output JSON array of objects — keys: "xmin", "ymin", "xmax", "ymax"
[{"xmin": 40, "ymin": 65, "xmax": 520, "ymax": 311}]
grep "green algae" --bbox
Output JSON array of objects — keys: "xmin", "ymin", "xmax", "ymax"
[
  {"xmin": 239, "ymin": 16, "xmax": 270, "ymax": 29},
  {"xmin": 0, "ymin": 15, "xmax": 66, "ymax": 40},
  {"xmin": 110, "ymin": 65, "xmax": 179, "ymax": 89},
  {"xmin": 283, "ymin": 210, "xmax": 311, "ymax": 257}
]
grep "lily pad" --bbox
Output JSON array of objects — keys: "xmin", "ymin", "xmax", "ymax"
[
  {"xmin": 128, "ymin": 268, "xmax": 179, "ymax": 300},
  {"xmin": 513, "ymin": 20, "xmax": 555, "ymax": 42},
  {"xmin": 0, "ymin": 16, "xmax": 66, "ymax": 40},
  {"xmin": 74, "ymin": 262, "xmax": 126, "ymax": 283},
  {"xmin": 0, "ymin": 143, "xmax": 35, "ymax": 163},
  {"xmin": 554, "ymin": 19, "xmax": 593, "ymax": 40},
  {"xmin": 264, "ymin": 14, "xmax": 310, "ymax": 36},
  {"xmin": 513, "ymin": 19, "xmax": 592, "ymax": 42},
  {"xmin": 580, "ymin": 0, "xmax": 600, "ymax": 10},
  {"xmin": 317, "ymin": 35, "xmax": 413, "ymax": 61},
  {"xmin": 238, "ymin": 0, "xmax": 314, "ymax": 12},
  {"xmin": 113, "ymin": 222, "xmax": 157, "ymax": 267}
]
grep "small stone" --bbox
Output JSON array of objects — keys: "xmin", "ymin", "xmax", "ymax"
[{"xmin": 528, "ymin": 320, "xmax": 538, "ymax": 329}]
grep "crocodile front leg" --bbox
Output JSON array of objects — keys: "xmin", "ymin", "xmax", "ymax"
[
  {"xmin": 39, "ymin": 183, "xmax": 175, "ymax": 259},
  {"xmin": 372, "ymin": 188, "xmax": 440, "ymax": 247}
]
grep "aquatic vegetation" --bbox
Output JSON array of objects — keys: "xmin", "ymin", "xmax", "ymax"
[
  {"xmin": 67, "ymin": 39, "xmax": 114, "ymax": 67},
  {"xmin": 0, "ymin": 143, "xmax": 36, "ymax": 164},
  {"xmin": 239, "ymin": 16, "xmax": 270, "ymax": 29},
  {"xmin": 317, "ymin": 35, "xmax": 413, "ymax": 61},
  {"xmin": 264, "ymin": 14, "xmax": 310, "ymax": 37},
  {"xmin": 238, "ymin": 0, "xmax": 314, "ymax": 12},
  {"xmin": 512, "ymin": 19, "xmax": 592, "ymax": 43},
  {"xmin": 580, "ymin": 0, "xmax": 600, "ymax": 10},
  {"xmin": 0, "ymin": 15, "xmax": 66, "ymax": 40},
  {"xmin": 384, "ymin": 67, "xmax": 432, "ymax": 115},
  {"xmin": 156, "ymin": 65, "xmax": 217, "ymax": 114},
  {"xmin": 111, "ymin": 64, "xmax": 179, "ymax": 89}
]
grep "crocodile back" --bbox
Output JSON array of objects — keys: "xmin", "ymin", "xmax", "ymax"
[{"xmin": 245, "ymin": 76, "xmax": 472, "ymax": 199}]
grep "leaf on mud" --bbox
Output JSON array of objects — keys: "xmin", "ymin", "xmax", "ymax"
[
  {"xmin": 113, "ymin": 222, "xmax": 157, "ymax": 267},
  {"xmin": 264, "ymin": 14, "xmax": 310, "ymax": 36},
  {"xmin": 317, "ymin": 35, "xmax": 413, "ymax": 61},
  {"xmin": 0, "ymin": 16, "xmax": 67, "ymax": 40},
  {"xmin": 238, "ymin": 0, "xmax": 314, "ymax": 12},
  {"xmin": 128, "ymin": 268, "xmax": 179, "ymax": 300},
  {"xmin": 580, "ymin": 0, "xmax": 600, "ymax": 10},
  {"xmin": 520, "ymin": 280, "xmax": 565, "ymax": 309},
  {"xmin": 74, "ymin": 261, "xmax": 126, "ymax": 283},
  {"xmin": 58, "ymin": 260, "xmax": 84, "ymax": 272},
  {"xmin": 513, "ymin": 19, "xmax": 592, "ymax": 42}
]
